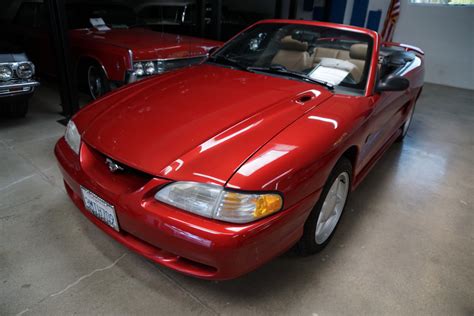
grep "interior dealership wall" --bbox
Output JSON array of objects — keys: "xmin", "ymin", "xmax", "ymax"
[
  {"xmin": 296, "ymin": 0, "xmax": 473, "ymax": 90},
  {"xmin": 343, "ymin": 0, "xmax": 474, "ymax": 90},
  {"xmin": 393, "ymin": 2, "xmax": 474, "ymax": 90}
]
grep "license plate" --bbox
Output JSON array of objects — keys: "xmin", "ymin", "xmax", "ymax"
[{"xmin": 81, "ymin": 187, "xmax": 119, "ymax": 231}]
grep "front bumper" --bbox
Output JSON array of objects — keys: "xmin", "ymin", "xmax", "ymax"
[
  {"xmin": 0, "ymin": 80, "xmax": 39, "ymax": 98},
  {"xmin": 55, "ymin": 138, "xmax": 317, "ymax": 280}
]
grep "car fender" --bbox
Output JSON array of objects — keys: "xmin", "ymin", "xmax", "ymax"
[{"xmin": 226, "ymin": 96, "xmax": 371, "ymax": 210}]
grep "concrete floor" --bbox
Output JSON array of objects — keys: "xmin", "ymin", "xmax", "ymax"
[{"xmin": 0, "ymin": 83, "xmax": 473, "ymax": 315}]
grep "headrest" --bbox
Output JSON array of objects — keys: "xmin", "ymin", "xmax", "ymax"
[
  {"xmin": 279, "ymin": 36, "xmax": 308, "ymax": 52},
  {"xmin": 350, "ymin": 43, "xmax": 368, "ymax": 60}
]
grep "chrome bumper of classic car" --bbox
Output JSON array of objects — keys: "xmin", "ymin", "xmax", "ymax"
[{"xmin": 0, "ymin": 80, "xmax": 40, "ymax": 97}]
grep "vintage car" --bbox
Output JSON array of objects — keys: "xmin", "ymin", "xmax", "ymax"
[
  {"xmin": 55, "ymin": 20, "xmax": 424, "ymax": 280},
  {"xmin": 0, "ymin": 41, "xmax": 39, "ymax": 117},
  {"xmin": 6, "ymin": 1, "xmax": 221, "ymax": 99}
]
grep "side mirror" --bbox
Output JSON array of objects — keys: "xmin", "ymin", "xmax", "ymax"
[{"xmin": 376, "ymin": 76, "xmax": 410, "ymax": 92}]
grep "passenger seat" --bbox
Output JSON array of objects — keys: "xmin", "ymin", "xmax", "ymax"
[
  {"xmin": 348, "ymin": 43, "xmax": 368, "ymax": 82},
  {"xmin": 271, "ymin": 36, "xmax": 312, "ymax": 72}
]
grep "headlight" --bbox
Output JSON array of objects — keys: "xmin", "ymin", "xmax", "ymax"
[
  {"xmin": 156, "ymin": 61, "xmax": 166, "ymax": 74},
  {"xmin": 133, "ymin": 62, "xmax": 144, "ymax": 76},
  {"xmin": 16, "ymin": 62, "xmax": 34, "ymax": 79},
  {"xmin": 65, "ymin": 120, "xmax": 81, "ymax": 155},
  {"xmin": 155, "ymin": 182, "xmax": 283, "ymax": 223},
  {"xmin": 0, "ymin": 65, "xmax": 13, "ymax": 81},
  {"xmin": 144, "ymin": 61, "xmax": 155, "ymax": 75}
]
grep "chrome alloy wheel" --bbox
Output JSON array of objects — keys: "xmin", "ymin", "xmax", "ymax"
[
  {"xmin": 315, "ymin": 172, "xmax": 349, "ymax": 244},
  {"xmin": 402, "ymin": 106, "xmax": 415, "ymax": 136},
  {"xmin": 87, "ymin": 66, "xmax": 103, "ymax": 99}
]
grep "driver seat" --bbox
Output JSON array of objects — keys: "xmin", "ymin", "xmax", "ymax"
[{"xmin": 271, "ymin": 36, "xmax": 312, "ymax": 72}]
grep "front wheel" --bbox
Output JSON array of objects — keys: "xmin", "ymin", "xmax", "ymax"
[
  {"xmin": 87, "ymin": 64, "xmax": 110, "ymax": 100},
  {"xmin": 297, "ymin": 158, "xmax": 352, "ymax": 255}
]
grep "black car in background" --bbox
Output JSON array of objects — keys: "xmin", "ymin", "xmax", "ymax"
[{"xmin": 0, "ymin": 41, "xmax": 39, "ymax": 117}]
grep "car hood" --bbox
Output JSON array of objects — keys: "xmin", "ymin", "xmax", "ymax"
[
  {"xmin": 81, "ymin": 64, "xmax": 332, "ymax": 185},
  {"xmin": 0, "ymin": 41, "xmax": 29, "ymax": 62},
  {"xmin": 72, "ymin": 28, "xmax": 220, "ymax": 60}
]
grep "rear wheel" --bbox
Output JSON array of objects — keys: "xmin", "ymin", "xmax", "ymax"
[
  {"xmin": 297, "ymin": 158, "xmax": 352, "ymax": 255},
  {"xmin": 397, "ymin": 104, "xmax": 416, "ymax": 142},
  {"xmin": 0, "ymin": 100, "xmax": 29, "ymax": 118},
  {"xmin": 86, "ymin": 64, "xmax": 110, "ymax": 100}
]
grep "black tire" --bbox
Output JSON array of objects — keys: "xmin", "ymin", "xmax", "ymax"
[
  {"xmin": 397, "ymin": 104, "xmax": 416, "ymax": 142},
  {"xmin": 86, "ymin": 63, "xmax": 110, "ymax": 100},
  {"xmin": 0, "ymin": 100, "xmax": 29, "ymax": 118},
  {"xmin": 297, "ymin": 157, "xmax": 352, "ymax": 255}
]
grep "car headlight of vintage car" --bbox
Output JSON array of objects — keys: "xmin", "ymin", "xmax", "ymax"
[
  {"xmin": 155, "ymin": 181, "xmax": 283, "ymax": 223},
  {"xmin": 65, "ymin": 120, "xmax": 81, "ymax": 155},
  {"xmin": 155, "ymin": 61, "xmax": 166, "ymax": 74},
  {"xmin": 16, "ymin": 62, "xmax": 35, "ymax": 79},
  {"xmin": 144, "ymin": 61, "xmax": 155, "ymax": 75},
  {"xmin": 133, "ymin": 62, "xmax": 144, "ymax": 76},
  {"xmin": 133, "ymin": 61, "xmax": 168, "ymax": 77},
  {"xmin": 0, "ymin": 65, "xmax": 13, "ymax": 81}
]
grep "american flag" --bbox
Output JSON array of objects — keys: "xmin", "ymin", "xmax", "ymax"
[{"xmin": 381, "ymin": 0, "xmax": 401, "ymax": 42}]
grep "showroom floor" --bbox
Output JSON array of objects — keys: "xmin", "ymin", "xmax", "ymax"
[{"xmin": 1, "ymin": 83, "xmax": 473, "ymax": 315}]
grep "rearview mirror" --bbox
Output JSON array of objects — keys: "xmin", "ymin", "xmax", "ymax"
[{"xmin": 376, "ymin": 76, "xmax": 410, "ymax": 92}]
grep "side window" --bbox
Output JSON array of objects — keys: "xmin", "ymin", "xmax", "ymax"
[{"xmin": 14, "ymin": 2, "xmax": 38, "ymax": 27}]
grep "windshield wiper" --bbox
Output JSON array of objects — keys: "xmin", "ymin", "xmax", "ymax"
[
  {"xmin": 207, "ymin": 55, "xmax": 248, "ymax": 71},
  {"xmin": 247, "ymin": 65, "xmax": 334, "ymax": 90}
]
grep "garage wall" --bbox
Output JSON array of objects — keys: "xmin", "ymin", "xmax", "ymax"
[
  {"xmin": 296, "ymin": 0, "xmax": 474, "ymax": 90},
  {"xmin": 393, "ymin": 2, "xmax": 474, "ymax": 90}
]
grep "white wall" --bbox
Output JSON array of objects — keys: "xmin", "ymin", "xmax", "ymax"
[
  {"xmin": 394, "ymin": 2, "xmax": 474, "ymax": 90},
  {"xmin": 298, "ymin": 0, "xmax": 474, "ymax": 90}
]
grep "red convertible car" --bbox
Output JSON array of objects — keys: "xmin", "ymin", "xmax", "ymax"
[
  {"xmin": 55, "ymin": 20, "xmax": 424, "ymax": 280},
  {"xmin": 7, "ymin": 1, "xmax": 220, "ymax": 99}
]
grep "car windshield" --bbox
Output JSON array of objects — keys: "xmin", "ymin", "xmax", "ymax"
[
  {"xmin": 66, "ymin": 4, "xmax": 139, "ymax": 29},
  {"xmin": 210, "ymin": 23, "xmax": 373, "ymax": 92}
]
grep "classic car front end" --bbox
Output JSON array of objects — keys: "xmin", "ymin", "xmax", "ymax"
[
  {"xmin": 0, "ymin": 42, "xmax": 39, "ymax": 117},
  {"xmin": 56, "ymin": 20, "xmax": 424, "ymax": 280},
  {"xmin": 73, "ymin": 27, "xmax": 221, "ymax": 99},
  {"xmin": 7, "ymin": 1, "xmax": 220, "ymax": 100}
]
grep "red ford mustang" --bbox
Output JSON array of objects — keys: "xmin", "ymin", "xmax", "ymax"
[{"xmin": 55, "ymin": 20, "xmax": 424, "ymax": 280}]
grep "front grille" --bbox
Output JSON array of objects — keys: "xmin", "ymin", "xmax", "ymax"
[
  {"xmin": 162, "ymin": 56, "xmax": 206, "ymax": 72},
  {"xmin": 100, "ymin": 153, "xmax": 152, "ymax": 180},
  {"xmin": 82, "ymin": 143, "xmax": 154, "ymax": 192}
]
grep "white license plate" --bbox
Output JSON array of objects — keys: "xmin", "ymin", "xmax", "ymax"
[{"xmin": 81, "ymin": 187, "xmax": 119, "ymax": 231}]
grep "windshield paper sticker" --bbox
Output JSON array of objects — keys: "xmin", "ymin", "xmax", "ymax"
[
  {"xmin": 90, "ymin": 18, "xmax": 111, "ymax": 31},
  {"xmin": 309, "ymin": 58, "xmax": 355, "ymax": 85}
]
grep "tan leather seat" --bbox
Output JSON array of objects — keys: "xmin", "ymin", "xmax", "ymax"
[
  {"xmin": 348, "ymin": 43, "xmax": 368, "ymax": 82},
  {"xmin": 271, "ymin": 36, "xmax": 311, "ymax": 72},
  {"xmin": 312, "ymin": 47, "xmax": 351, "ymax": 65}
]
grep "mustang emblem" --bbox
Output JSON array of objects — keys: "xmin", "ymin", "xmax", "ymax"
[{"xmin": 105, "ymin": 158, "xmax": 124, "ymax": 173}]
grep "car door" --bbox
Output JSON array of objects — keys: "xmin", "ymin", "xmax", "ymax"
[{"xmin": 358, "ymin": 62, "xmax": 411, "ymax": 169}]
